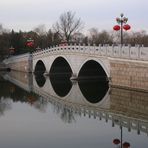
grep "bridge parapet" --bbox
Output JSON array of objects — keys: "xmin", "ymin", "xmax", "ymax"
[{"xmin": 32, "ymin": 44, "xmax": 148, "ymax": 61}]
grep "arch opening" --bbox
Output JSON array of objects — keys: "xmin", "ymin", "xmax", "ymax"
[
  {"xmin": 78, "ymin": 60, "xmax": 109, "ymax": 103},
  {"xmin": 49, "ymin": 57, "xmax": 72, "ymax": 97},
  {"xmin": 34, "ymin": 60, "xmax": 46, "ymax": 75},
  {"xmin": 50, "ymin": 77, "xmax": 72, "ymax": 97},
  {"xmin": 78, "ymin": 80, "xmax": 109, "ymax": 103},
  {"xmin": 78, "ymin": 60, "xmax": 108, "ymax": 81},
  {"xmin": 35, "ymin": 75, "xmax": 46, "ymax": 88},
  {"xmin": 49, "ymin": 57, "xmax": 72, "ymax": 78}
]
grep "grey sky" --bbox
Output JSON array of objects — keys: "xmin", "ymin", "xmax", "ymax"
[{"xmin": 0, "ymin": 0, "xmax": 147, "ymax": 32}]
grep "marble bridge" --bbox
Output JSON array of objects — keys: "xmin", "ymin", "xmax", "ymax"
[{"xmin": 3, "ymin": 44, "xmax": 148, "ymax": 91}]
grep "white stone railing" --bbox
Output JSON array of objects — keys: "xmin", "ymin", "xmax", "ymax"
[
  {"xmin": 3, "ymin": 45, "xmax": 148, "ymax": 68},
  {"xmin": 32, "ymin": 44, "xmax": 148, "ymax": 61}
]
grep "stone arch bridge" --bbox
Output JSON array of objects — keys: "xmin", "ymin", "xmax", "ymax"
[{"xmin": 3, "ymin": 44, "xmax": 148, "ymax": 91}]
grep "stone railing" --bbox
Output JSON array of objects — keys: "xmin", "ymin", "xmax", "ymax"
[{"xmin": 32, "ymin": 45, "xmax": 148, "ymax": 61}]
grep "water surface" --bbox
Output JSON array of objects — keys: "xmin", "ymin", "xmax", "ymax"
[{"xmin": 0, "ymin": 72, "xmax": 148, "ymax": 148}]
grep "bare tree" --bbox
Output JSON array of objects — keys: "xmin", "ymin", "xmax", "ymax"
[
  {"xmin": 53, "ymin": 11, "xmax": 84, "ymax": 43},
  {"xmin": 88, "ymin": 28, "xmax": 113, "ymax": 45},
  {"xmin": 88, "ymin": 28, "xmax": 99, "ymax": 44},
  {"xmin": 33, "ymin": 24, "xmax": 47, "ymax": 36}
]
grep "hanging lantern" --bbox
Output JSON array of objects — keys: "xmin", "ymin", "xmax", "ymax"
[
  {"xmin": 113, "ymin": 138, "xmax": 120, "ymax": 145},
  {"xmin": 9, "ymin": 46, "xmax": 15, "ymax": 54},
  {"xmin": 123, "ymin": 142, "xmax": 130, "ymax": 148},
  {"xmin": 26, "ymin": 42, "xmax": 33, "ymax": 47},
  {"xmin": 113, "ymin": 25, "xmax": 120, "ymax": 31},
  {"xmin": 123, "ymin": 24, "xmax": 131, "ymax": 31},
  {"xmin": 26, "ymin": 38, "xmax": 34, "ymax": 47}
]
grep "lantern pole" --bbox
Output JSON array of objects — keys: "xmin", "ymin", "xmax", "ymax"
[
  {"xmin": 121, "ymin": 125, "xmax": 123, "ymax": 148},
  {"xmin": 120, "ymin": 13, "xmax": 124, "ymax": 46},
  {"xmin": 114, "ymin": 13, "xmax": 129, "ymax": 46}
]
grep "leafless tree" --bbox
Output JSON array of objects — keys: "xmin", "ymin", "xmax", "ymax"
[
  {"xmin": 53, "ymin": 11, "xmax": 84, "ymax": 43},
  {"xmin": 88, "ymin": 28, "xmax": 113, "ymax": 45},
  {"xmin": 33, "ymin": 24, "xmax": 47, "ymax": 36}
]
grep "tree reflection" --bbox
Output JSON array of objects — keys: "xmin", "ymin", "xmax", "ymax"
[
  {"xmin": 0, "ymin": 97, "xmax": 12, "ymax": 116},
  {"xmin": 28, "ymin": 96, "xmax": 48, "ymax": 113},
  {"xmin": 53, "ymin": 103, "xmax": 76, "ymax": 123},
  {"xmin": 0, "ymin": 75, "xmax": 48, "ymax": 115},
  {"xmin": 60, "ymin": 107, "xmax": 75, "ymax": 123}
]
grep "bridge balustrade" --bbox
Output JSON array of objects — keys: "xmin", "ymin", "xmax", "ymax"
[{"xmin": 32, "ymin": 44, "xmax": 148, "ymax": 61}]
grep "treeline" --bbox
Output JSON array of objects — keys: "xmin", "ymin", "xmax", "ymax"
[
  {"xmin": 0, "ymin": 11, "xmax": 148, "ymax": 60},
  {"xmin": 0, "ymin": 27, "xmax": 61, "ymax": 59}
]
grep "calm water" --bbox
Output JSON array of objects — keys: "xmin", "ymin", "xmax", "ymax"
[{"xmin": 0, "ymin": 71, "xmax": 148, "ymax": 148}]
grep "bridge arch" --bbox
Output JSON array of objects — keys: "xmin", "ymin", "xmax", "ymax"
[
  {"xmin": 33, "ymin": 51, "xmax": 110, "ymax": 79},
  {"xmin": 34, "ymin": 60, "xmax": 46, "ymax": 75},
  {"xmin": 49, "ymin": 56, "xmax": 73, "ymax": 77},
  {"xmin": 77, "ymin": 58, "xmax": 110, "ymax": 79},
  {"xmin": 34, "ymin": 74, "xmax": 46, "ymax": 88}
]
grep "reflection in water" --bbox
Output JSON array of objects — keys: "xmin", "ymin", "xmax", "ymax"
[
  {"xmin": 50, "ymin": 75, "xmax": 72, "ymax": 97},
  {"xmin": 78, "ymin": 79, "xmax": 109, "ymax": 103},
  {"xmin": 0, "ymin": 74, "xmax": 47, "ymax": 114},
  {"xmin": 35, "ymin": 74, "xmax": 46, "ymax": 87},
  {"xmin": 53, "ymin": 103, "xmax": 76, "ymax": 123},
  {"xmin": 0, "ymin": 98, "xmax": 12, "ymax": 116},
  {"xmin": 1, "ymin": 72, "xmax": 148, "ymax": 148}
]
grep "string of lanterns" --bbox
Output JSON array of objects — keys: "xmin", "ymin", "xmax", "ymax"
[{"xmin": 113, "ymin": 13, "xmax": 131, "ymax": 31}]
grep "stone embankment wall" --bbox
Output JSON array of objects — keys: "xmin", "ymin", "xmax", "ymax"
[
  {"xmin": 110, "ymin": 58, "xmax": 148, "ymax": 91},
  {"xmin": 3, "ymin": 53, "xmax": 32, "ymax": 72},
  {"xmin": 110, "ymin": 87, "xmax": 148, "ymax": 121}
]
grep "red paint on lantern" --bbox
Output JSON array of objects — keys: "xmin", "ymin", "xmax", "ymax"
[
  {"xmin": 113, "ymin": 25, "xmax": 120, "ymax": 31},
  {"xmin": 123, "ymin": 24, "xmax": 131, "ymax": 30},
  {"xmin": 26, "ymin": 41, "xmax": 34, "ymax": 47}
]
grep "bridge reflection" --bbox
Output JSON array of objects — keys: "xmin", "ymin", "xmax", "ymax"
[
  {"xmin": 34, "ymin": 72, "xmax": 109, "ymax": 103},
  {"xmin": 1, "ymin": 71, "xmax": 148, "ymax": 135},
  {"xmin": 49, "ymin": 75, "xmax": 72, "ymax": 97}
]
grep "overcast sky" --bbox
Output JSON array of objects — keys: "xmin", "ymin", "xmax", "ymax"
[{"xmin": 0, "ymin": 0, "xmax": 147, "ymax": 33}]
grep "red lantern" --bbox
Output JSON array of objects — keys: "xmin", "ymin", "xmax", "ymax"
[
  {"xmin": 123, "ymin": 142, "xmax": 130, "ymax": 148},
  {"xmin": 26, "ymin": 41, "xmax": 33, "ymax": 47},
  {"xmin": 113, "ymin": 138, "xmax": 120, "ymax": 145},
  {"xmin": 26, "ymin": 38, "xmax": 34, "ymax": 47},
  {"xmin": 113, "ymin": 25, "xmax": 120, "ymax": 31},
  {"xmin": 123, "ymin": 24, "xmax": 131, "ymax": 30},
  {"xmin": 9, "ymin": 47, "xmax": 15, "ymax": 54}
]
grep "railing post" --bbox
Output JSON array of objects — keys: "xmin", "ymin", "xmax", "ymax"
[
  {"xmin": 99, "ymin": 44, "xmax": 101, "ymax": 55},
  {"xmin": 93, "ymin": 43, "xmax": 96, "ymax": 54}
]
